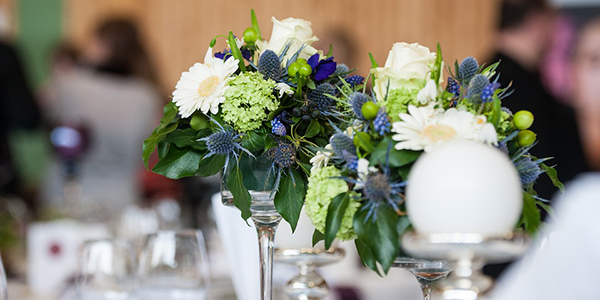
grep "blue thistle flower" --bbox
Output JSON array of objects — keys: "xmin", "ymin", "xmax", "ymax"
[
  {"xmin": 345, "ymin": 75, "xmax": 365, "ymax": 87},
  {"xmin": 360, "ymin": 172, "xmax": 406, "ymax": 221},
  {"xmin": 481, "ymin": 82, "xmax": 501, "ymax": 103},
  {"xmin": 204, "ymin": 131, "xmax": 237, "ymax": 156},
  {"xmin": 308, "ymin": 83, "xmax": 337, "ymax": 110},
  {"xmin": 350, "ymin": 92, "xmax": 369, "ymax": 119},
  {"xmin": 333, "ymin": 64, "xmax": 350, "ymax": 78},
  {"xmin": 466, "ymin": 74, "xmax": 490, "ymax": 99},
  {"xmin": 373, "ymin": 107, "xmax": 391, "ymax": 135},
  {"xmin": 457, "ymin": 56, "xmax": 479, "ymax": 84},
  {"xmin": 266, "ymin": 140, "xmax": 297, "ymax": 169},
  {"xmin": 514, "ymin": 155, "xmax": 544, "ymax": 186},
  {"xmin": 258, "ymin": 50, "xmax": 282, "ymax": 81},
  {"xmin": 271, "ymin": 117, "xmax": 286, "ymax": 136},
  {"xmin": 446, "ymin": 77, "xmax": 461, "ymax": 97},
  {"xmin": 330, "ymin": 133, "xmax": 356, "ymax": 157}
]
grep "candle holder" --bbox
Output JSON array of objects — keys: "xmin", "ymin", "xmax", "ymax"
[
  {"xmin": 274, "ymin": 248, "xmax": 345, "ymax": 300},
  {"xmin": 401, "ymin": 231, "xmax": 530, "ymax": 300}
]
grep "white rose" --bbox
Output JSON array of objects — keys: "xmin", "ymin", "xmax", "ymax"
[
  {"xmin": 372, "ymin": 42, "xmax": 436, "ymax": 102},
  {"xmin": 256, "ymin": 17, "xmax": 319, "ymax": 65}
]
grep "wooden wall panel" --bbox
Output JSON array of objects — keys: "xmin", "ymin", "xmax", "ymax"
[{"xmin": 63, "ymin": 0, "xmax": 500, "ymax": 96}]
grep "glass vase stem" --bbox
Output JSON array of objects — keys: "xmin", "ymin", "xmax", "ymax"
[{"xmin": 252, "ymin": 216, "xmax": 281, "ymax": 300}]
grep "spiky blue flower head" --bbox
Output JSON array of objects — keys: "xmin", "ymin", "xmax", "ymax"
[
  {"xmin": 271, "ymin": 117, "xmax": 286, "ymax": 136},
  {"xmin": 446, "ymin": 77, "xmax": 461, "ymax": 97},
  {"xmin": 330, "ymin": 133, "xmax": 356, "ymax": 157},
  {"xmin": 258, "ymin": 50, "xmax": 282, "ymax": 81},
  {"xmin": 345, "ymin": 75, "xmax": 365, "ymax": 87},
  {"xmin": 204, "ymin": 130, "xmax": 238, "ymax": 156},
  {"xmin": 497, "ymin": 141, "xmax": 509, "ymax": 155},
  {"xmin": 458, "ymin": 56, "xmax": 479, "ymax": 84},
  {"xmin": 374, "ymin": 107, "xmax": 391, "ymax": 135},
  {"xmin": 333, "ymin": 63, "xmax": 350, "ymax": 78},
  {"xmin": 308, "ymin": 83, "xmax": 337, "ymax": 110},
  {"xmin": 350, "ymin": 92, "xmax": 370, "ymax": 119},
  {"xmin": 514, "ymin": 155, "xmax": 544, "ymax": 186},
  {"xmin": 266, "ymin": 140, "xmax": 297, "ymax": 169},
  {"xmin": 481, "ymin": 82, "xmax": 501, "ymax": 103},
  {"xmin": 466, "ymin": 74, "xmax": 490, "ymax": 99},
  {"xmin": 360, "ymin": 171, "xmax": 406, "ymax": 221}
]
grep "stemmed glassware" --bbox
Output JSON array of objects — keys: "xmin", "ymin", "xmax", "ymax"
[
  {"xmin": 138, "ymin": 230, "xmax": 210, "ymax": 300},
  {"xmin": 0, "ymin": 253, "xmax": 7, "ymax": 300},
  {"xmin": 76, "ymin": 239, "xmax": 137, "ymax": 300},
  {"xmin": 393, "ymin": 257, "xmax": 451, "ymax": 300}
]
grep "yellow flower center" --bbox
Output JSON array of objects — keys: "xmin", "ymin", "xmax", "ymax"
[
  {"xmin": 197, "ymin": 76, "xmax": 220, "ymax": 97},
  {"xmin": 423, "ymin": 124, "xmax": 457, "ymax": 142}
]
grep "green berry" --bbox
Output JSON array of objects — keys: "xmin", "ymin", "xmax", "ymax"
[
  {"xmin": 243, "ymin": 28, "xmax": 258, "ymax": 44},
  {"xmin": 299, "ymin": 64, "xmax": 313, "ymax": 77},
  {"xmin": 513, "ymin": 110, "xmax": 534, "ymax": 130},
  {"xmin": 288, "ymin": 62, "xmax": 301, "ymax": 77},
  {"xmin": 296, "ymin": 58, "xmax": 307, "ymax": 65},
  {"xmin": 517, "ymin": 130, "xmax": 536, "ymax": 147},
  {"xmin": 361, "ymin": 102, "xmax": 379, "ymax": 120}
]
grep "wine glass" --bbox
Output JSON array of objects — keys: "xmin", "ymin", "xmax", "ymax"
[
  {"xmin": 76, "ymin": 239, "xmax": 137, "ymax": 300},
  {"xmin": 0, "ymin": 252, "xmax": 7, "ymax": 300},
  {"xmin": 393, "ymin": 257, "xmax": 451, "ymax": 300},
  {"xmin": 138, "ymin": 230, "xmax": 210, "ymax": 300},
  {"xmin": 221, "ymin": 155, "xmax": 280, "ymax": 300}
]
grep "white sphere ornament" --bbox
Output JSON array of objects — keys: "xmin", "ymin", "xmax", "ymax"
[{"xmin": 406, "ymin": 140, "xmax": 522, "ymax": 236}]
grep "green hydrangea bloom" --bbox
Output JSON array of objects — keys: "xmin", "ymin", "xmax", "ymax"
[
  {"xmin": 222, "ymin": 72, "xmax": 278, "ymax": 132},
  {"xmin": 305, "ymin": 166, "xmax": 359, "ymax": 241},
  {"xmin": 496, "ymin": 110, "xmax": 514, "ymax": 140},
  {"xmin": 379, "ymin": 88, "xmax": 420, "ymax": 122}
]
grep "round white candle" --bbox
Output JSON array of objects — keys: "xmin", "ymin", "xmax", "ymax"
[{"xmin": 406, "ymin": 140, "xmax": 522, "ymax": 236}]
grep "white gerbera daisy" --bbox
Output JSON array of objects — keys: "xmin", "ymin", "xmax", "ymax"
[
  {"xmin": 392, "ymin": 105, "xmax": 497, "ymax": 152},
  {"xmin": 172, "ymin": 47, "xmax": 239, "ymax": 118}
]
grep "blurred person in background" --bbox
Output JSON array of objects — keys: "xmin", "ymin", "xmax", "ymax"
[
  {"xmin": 571, "ymin": 18, "xmax": 600, "ymax": 172},
  {"xmin": 40, "ymin": 18, "xmax": 164, "ymax": 219},
  {"xmin": 491, "ymin": 0, "xmax": 589, "ymax": 200}
]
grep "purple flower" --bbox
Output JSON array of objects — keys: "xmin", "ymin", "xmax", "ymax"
[
  {"xmin": 307, "ymin": 54, "xmax": 337, "ymax": 81},
  {"xmin": 214, "ymin": 48, "xmax": 251, "ymax": 61}
]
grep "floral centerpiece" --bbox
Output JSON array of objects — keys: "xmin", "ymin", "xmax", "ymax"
[
  {"xmin": 142, "ymin": 10, "xmax": 363, "ymax": 230},
  {"xmin": 305, "ymin": 42, "xmax": 563, "ymax": 274}
]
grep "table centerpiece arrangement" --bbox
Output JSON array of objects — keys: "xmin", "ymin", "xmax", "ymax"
[
  {"xmin": 142, "ymin": 10, "xmax": 363, "ymax": 300},
  {"xmin": 304, "ymin": 42, "xmax": 563, "ymax": 275}
]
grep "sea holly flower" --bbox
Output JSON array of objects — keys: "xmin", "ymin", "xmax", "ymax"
[
  {"xmin": 197, "ymin": 121, "xmax": 253, "ymax": 172},
  {"xmin": 350, "ymin": 92, "xmax": 370, "ymax": 119},
  {"xmin": 266, "ymin": 139, "xmax": 297, "ymax": 169},
  {"xmin": 172, "ymin": 47, "xmax": 239, "ymax": 117},
  {"xmin": 466, "ymin": 74, "xmax": 489, "ymax": 99},
  {"xmin": 258, "ymin": 50, "xmax": 282, "ymax": 81},
  {"xmin": 457, "ymin": 56, "xmax": 479, "ymax": 84},
  {"xmin": 307, "ymin": 83, "xmax": 337, "ymax": 111}
]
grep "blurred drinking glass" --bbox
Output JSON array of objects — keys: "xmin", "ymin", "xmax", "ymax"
[
  {"xmin": 1, "ymin": 253, "xmax": 7, "ymax": 300},
  {"xmin": 77, "ymin": 239, "xmax": 137, "ymax": 300},
  {"xmin": 138, "ymin": 230, "xmax": 210, "ymax": 300}
]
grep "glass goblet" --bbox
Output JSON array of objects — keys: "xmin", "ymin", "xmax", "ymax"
[
  {"xmin": 138, "ymin": 230, "xmax": 210, "ymax": 300},
  {"xmin": 394, "ymin": 257, "xmax": 451, "ymax": 300},
  {"xmin": 76, "ymin": 239, "xmax": 137, "ymax": 300}
]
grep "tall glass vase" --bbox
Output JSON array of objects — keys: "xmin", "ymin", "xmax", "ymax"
[{"xmin": 221, "ymin": 155, "xmax": 280, "ymax": 300}]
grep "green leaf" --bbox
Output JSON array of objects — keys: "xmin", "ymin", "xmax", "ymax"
[
  {"xmin": 370, "ymin": 137, "xmax": 420, "ymax": 168},
  {"xmin": 537, "ymin": 201, "xmax": 556, "ymax": 220},
  {"xmin": 250, "ymin": 9, "xmax": 262, "ymax": 41},
  {"xmin": 229, "ymin": 31, "xmax": 246, "ymax": 71},
  {"xmin": 157, "ymin": 141, "xmax": 169, "ymax": 159},
  {"xmin": 306, "ymin": 80, "xmax": 316, "ymax": 90},
  {"xmin": 490, "ymin": 97, "xmax": 502, "ymax": 127},
  {"xmin": 431, "ymin": 43, "xmax": 443, "ymax": 85},
  {"xmin": 274, "ymin": 169, "xmax": 306, "ymax": 232},
  {"xmin": 152, "ymin": 147, "xmax": 202, "ymax": 179},
  {"xmin": 324, "ymin": 193, "xmax": 350, "ymax": 249},
  {"xmin": 354, "ymin": 132, "xmax": 375, "ymax": 153},
  {"xmin": 227, "ymin": 164, "xmax": 252, "ymax": 220},
  {"xmin": 355, "ymin": 238, "xmax": 382, "ymax": 276},
  {"xmin": 368, "ymin": 52, "xmax": 379, "ymax": 68},
  {"xmin": 312, "ymin": 229, "xmax": 325, "ymax": 247},
  {"xmin": 540, "ymin": 162, "xmax": 565, "ymax": 192},
  {"xmin": 190, "ymin": 112, "xmax": 209, "ymax": 130},
  {"xmin": 519, "ymin": 192, "xmax": 541, "ymax": 235},
  {"xmin": 304, "ymin": 119, "xmax": 320, "ymax": 138},
  {"xmin": 353, "ymin": 207, "xmax": 400, "ymax": 274},
  {"xmin": 242, "ymin": 131, "xmax": 265, "ymax": 153},
  {"xmin": 164, "ymin": 128, "xmax": 200, "ymax": 148},
  {"xmin": 397, "ymin": 164, "xmax": 412, "ymax": 181},
  {"xmin": 142, "ymin": 103, "xmax": 179, "ymax": 168},
  {"xmin": 196, "ymin": 154, "xmax": 227, "ymax": 177},
  {"xmin": 326, "ymin": 44, "xmax": 334, "ymax": 58}
]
